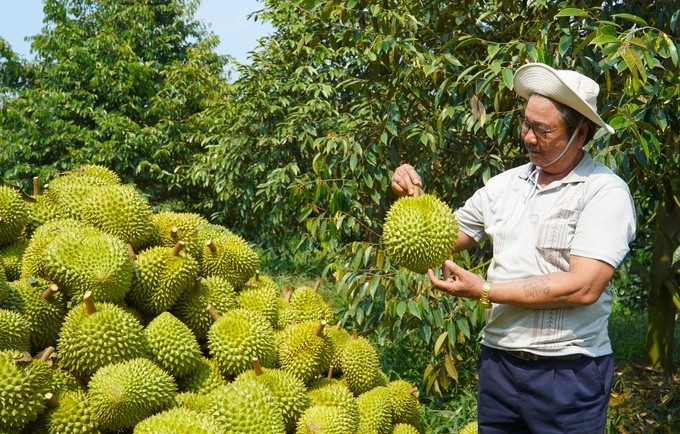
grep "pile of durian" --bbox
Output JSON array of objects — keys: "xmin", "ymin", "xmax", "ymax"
[{"xmin": 0, "ymin": 165, "xmax": 425, "ymax": 434}]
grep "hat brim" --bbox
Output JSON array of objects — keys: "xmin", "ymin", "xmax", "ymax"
[{"xmin": 513, "ymin": 63, "xmax": 614, "ymax": 134}]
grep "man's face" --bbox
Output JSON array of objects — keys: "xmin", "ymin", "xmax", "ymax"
[{"xmin": 521, "ymin": 95, "xmax": 582, "ymax": 171}]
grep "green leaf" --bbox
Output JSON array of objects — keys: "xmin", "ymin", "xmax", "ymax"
[
  {"xmin": 408, "ymin": 300, "xmax": 421, "ymax": 319},
  {"xmin": 673, "ymin": 245, "xmax": 680, "ymax": 266},
  {"xmin": 434, "ymin": 331, "xmax": 448, "ymax": 356},
  {"xmin": 611, "ymin": 13, "xmax": 648, "ymax": 26},
  {"xmin": 555, "ymin": 7, "xmax": 589, "ymax": 18}
]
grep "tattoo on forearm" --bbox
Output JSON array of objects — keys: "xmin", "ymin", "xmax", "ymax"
[{"xmin": 524, "ymin": 276, "xmax": 549, "ymax": 299}]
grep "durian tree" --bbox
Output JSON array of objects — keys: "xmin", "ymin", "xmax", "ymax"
[
  {"xmin": 0, "ymin": 0, "xmax": 230, "ymax": 210},
  {"xmin": 192, "ymin": 0, "xmax": 679, "ymax": 389}
]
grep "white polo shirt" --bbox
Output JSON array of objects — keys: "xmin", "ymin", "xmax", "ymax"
[{"xmin": 455, "ymin": 153, "xmax": 636, "ymax": 357}]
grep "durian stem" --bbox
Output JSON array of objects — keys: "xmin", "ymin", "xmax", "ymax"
[
  {"xmin": 352, "ymin": 329, "xmax": 358, "ymax": 339},
  {"xmin": 312, "ymin": 278, "xmax": 321, "ymax": 293},
  {"xmin": 170, "ymin": 226, "xmax": 179, "ymax": 239},
  {"xmin": 252, "ymin": 357, "xmax": 263, "ymax": 376},
  {"xmin": 42, "ymin": 283, "xmax": 59, "ymax": 300},
  {"xmin": 172, "ymin": 241, "xmax": 185, "ymax": 256},
  {"xmin": 255, "ymin": 270, "xmax": 260, "ymax": 281},
  {"xmin": 206, "ymin": 305, "xmax": 221, "ymax": 322},
  {"xmin": 316, "ymin": 320, "xmax": 327, "ymax": 337},
  {"xmin": 413, "ymin": 185, "xmax": 424, "ymax": 198},
  {"xmin": 335, "ymin": 320, "xmax": 342, "ymax": 330},
  {"xmin": 194, "ymin": 277, "xmax": 203, "ymax": 294},
  {"xmin": 327, "ymin": 365, "xmax": 334, "ymax": 380},
  {"xmin": 411, "ymin": 387, "xmax": 419, "ymax": 396},
  {"xmin": 126, "ymin": 243, "xmax": 137, "ymax": 260},
  {"xmin": 33, "ymin": 176, "xmax": 41, "ymax": 196},
  {"xmin": 206, "ymin": 239, "xmax": 217, "ymax": 253},
  {"xmin": 83, "ymin": 291, "xmax": 96, "ymax": 315},
  {"xmin": 45, "ymin": 392, "xmax": 59, "ymax": 408},
  {"xmin": 40, "ymin": 347, "xmax": 56, "ymax": 362},
  {"xmin": 283, "ymin": 287, "xmax": 292, "ymax": 303}
]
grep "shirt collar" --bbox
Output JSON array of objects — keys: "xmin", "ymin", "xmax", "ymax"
[{"xmin": 518, "ymin": 152, "xmax": 595, "ymax": 185}]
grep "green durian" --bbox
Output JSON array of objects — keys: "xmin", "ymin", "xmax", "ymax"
[
  {"xmin": 126, "ymin": 242, "xmax": 199, "ymax": 316},
  {"xmin": 295, "ymin": 405, "xmax": 353, "ymax": 434},
  {"xmin": 200, "ymin": 225, "xmax": 259, "ymax": 286},
  {"xmin": 0, "ymin": 349, "xmax": 53, "ymax": 430},
  {"xmin": 235, "ymin": 358, "xmax": 311, "ymax": 433},
  {"xmin": 458, "ymin": 421, "xmax": 478, "ymax": 434},
  {"xmin": 42, "ymin": 174, "xmax": 110, "ymax": 221},
  {"xmin": 392, "ymin": 423, "xmax": 421, "ymax": 434},
  {"xmin": 0, "ymin": 308, "xmax": 31, "ymax": 352},
  {"xmin": 133, "ymin": 406, "xmax": 222, "ymax": 434},
  {"xmin": 144, "ymin": 312, "xmax": 202, "ymax": 378},
  {"xmin": 20, "ymin": 218, "xmax": 86, "ymax": 280},
  {"xmin": 62, "ymin": 165, "xmax": 120, "ymax": 185},
  {"xmin": 0, "ymin": 185, "xmax": 30, "ymax": 248},
  {"xmin": 382, "ymin": 193, "xmax": 458, "ymax": 274},
  {"xmin": 276, "ymin": 320, "xmax": 333, "ymax": 385},
  {"xmin": 172, "ymin": 275, "xmax": 239, "ymax": 342},
  {"xmin": 207, "ymin": 379, "xmax": 285, "ymax": 434},
  {"xmin": 176, "ymin": 356, "xmax": 228, "ymax": 394},
  {"xmin": 151, "ymin": 211, "xmax": 210, "ymax": 261},
  {"xmin": 57, "ymin": 292, "xmax": 149, "ymax": 378},
  {"xmin": 87, "ymin": 357, "xmax": 177, "ymax": 431},
  {"xmin": 0, "ymin": 263, "xmax": 7, "ymax": 305},
  {"xmin": 386, "ymin": 380, "xmax": 423, "ymax": 429},
  {"xmin": 43, "ymin": 390, "xmax": 101, "ymax": 434},
  {"xmin": 340, "ymin": 332, "xmax": 382, "ymax": 396},
  {"xmin": 207, "ymin": 307, "xmax": 277, "ymax": 378},
  {"xmin": 288, "ymin": 280, "xmax": 335, "ymax": 324},
  {"xmin": 237, "ymin": 273, "xmax": 280, "ymax": 327},
  {"xmin": 0, "ymin": 239, "xmax": 27, "ymax": 281},
  {"xmin": 306, "ymin": 381, "xmax": 359, "ymax": 433},
  {"xmin": 81, "ymin": 184, "xmax": 155, "ymax": 251},
  {"xmin": 356, "ymin": 386, "xmax": 393, "ymax": 434}
]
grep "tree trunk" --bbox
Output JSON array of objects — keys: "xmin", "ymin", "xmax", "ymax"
[{"xmin": 644, "ymin": 200, "xmax": 680, "ymax": 375}]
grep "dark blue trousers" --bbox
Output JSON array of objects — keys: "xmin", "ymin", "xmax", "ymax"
[{"xmin": 477, "ymin": 345, "xmax": 614, "ymax": 434}]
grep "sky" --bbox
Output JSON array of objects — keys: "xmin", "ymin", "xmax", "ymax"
[{"xmin": 0, "ymin": 0, "xmax": 274, "ymax": 64}]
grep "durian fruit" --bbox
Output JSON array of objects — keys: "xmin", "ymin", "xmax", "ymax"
[
  {"xmin": 87, "ymin": 357, "xmax": 177, "ymax": 431},
  {"xmin": 276, "ymin": 320, "xmax": 333, "ymax": 385},
  {"xmin": 327, "ymin": 321, "xmax": 351, "ymax": 375},
  {"xmin": 356, "ymin": 386, "xmax": 394, "ymax": 434},
  {"xmin": 392, "ymin": 423, "xmax": 421, "ymax": 434},
  {"xmin": 42, "ymin": 173, "xmax": 112, "ymax": 220},
  {"xmin": 144, "ymin": 312, "xmax": 202, "ymax": 378},
  {"xmin": 151, "ymin": 211, "xmax": 209, "ymax": 261},
  {"xmin": 0, "ymin": 239, "xmax": 27, "ymax": 281},
  {"xmin": 42, "ymin": 390, "xmax": 101, "ymax": 434},
  {"xmin": 0, "ymin": 185, "xmax": 30, "ymax": 248},
  {"xmin": 207, "ymin": 379, "xmax": 286, "ymax": 434},
  {"xmin": 200, "ymin": 225, "xmax": 259, "ymax": 286},
  {"xmin": 62, "ymin": 165, "xmax": 121, "ymax": 185},
  {"xmin": 306, "ymin": 381, "xmax": 359, "ymax": 433},
  {"xmin": 386, "ymin": 380, "xmax": 423, "ymax": 430},
  {"xmin": 340, "ymin": 331, "xmax": 382, "ymax": 396},
  {"xmin": 173, "ymin": 391, "xmax": 213, "ymax": 413},
  {"xmin": 206, "ymin": 306, "xmax": 277, "ymax": 378},
  {"xmin": 172, "ymin": 275, "xmax": 239, "ymax": 342},
  {"xmin": 235, "ymin": 357, "xmax": 311, "ymax": 433},
  {"xmin": 176, "ymin": 356, "xmax": 228, "ymax": 394},
  {"xmin": 458, "ymin": 421, "xmax": 478, "ymax": 434},
  {"xmin": 42, "ymin": 225, "xmax": 134, "ymax": 304},
  {"xmin": 237, "ymin": 272, "xmax": 280, "ymax": 327},
  {"xmin": 0, "ymin": 309, "xmax": 31, "ymax": 351},
  {"xmin": 57, "ymin": 292, "xmax": 149, "ymax": 378},
  {"xmin": 382, "ymin": 192, "xmax": 458, "ymax": 274},
  {"xmin": 288, "ymin": 279, "xmax": 335, "ymax": 324},
  {"xmin": 25, "ymin": 177, "xmax": 62, "ymax": 235},
  {"xmin": 126, "ymin": 241, "xmax": 199, "ymax": 317},
  {"xmin": 0, "ymin": 348, "xmax": 53, "ymax": 431},
  {"xmin": 3, "ymin": 278, "xmax": 67, "ymax": 352},
  {"xmin": 20, "ymin": 218, "xmax": 86, "ymax": 280},
  {"xmin": 0, "ymin": 263, "xmax": 7, "ymax": 304},
  {"xmin": 274, "ymin": 287, "xmax": 296, "ymax": 330},
  {"xmin": 81, "ymin": 184, "xmax": 155, "ymax": 251},
  {"xmin": 295, "ymin": 405, "xmax": 352, "ymax": 434},
  {"xmin": 133, "ymin": 406, "xmax": 222, "ymax": 434}
]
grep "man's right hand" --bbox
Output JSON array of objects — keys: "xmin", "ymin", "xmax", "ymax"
[{"xmin": 390, "ymin": 164, "xmax": 423, "ymax": 197}]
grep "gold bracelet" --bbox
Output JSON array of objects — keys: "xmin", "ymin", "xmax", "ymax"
[{"xmin": 479, "ymin": 281, "xmax": 492, "ymax": 309}]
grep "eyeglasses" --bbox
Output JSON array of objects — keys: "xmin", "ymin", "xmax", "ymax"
[{"xmin": 518, "ymin": 113, "xmax": 558, "ymax": 139}]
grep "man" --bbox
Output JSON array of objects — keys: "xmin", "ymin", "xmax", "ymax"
[{"xmin": 390, "ymin": 63, "xmax": 636, "ymax": 433}]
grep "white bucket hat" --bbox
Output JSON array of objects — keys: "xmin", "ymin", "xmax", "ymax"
[{"xmin": 513, "ymin": 63, "xmax": 614, "ymax": 134}]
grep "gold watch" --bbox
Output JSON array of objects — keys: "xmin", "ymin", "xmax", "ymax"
[{"xmin": 479, "ymin": 281, "xmax": 492, "ymax": 309}]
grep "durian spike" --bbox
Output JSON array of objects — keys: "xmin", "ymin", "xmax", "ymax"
[
  {"xmin": 33, "ymin": 176, "xmax": 41, "ymax": 196},
  {"xmin": 206, "ymin": 305, "xmax": 221, "ymax": 322},
  {"xmin": 283, "ymin": 287, "xmax": 292, "ymax": 302},
  {"xmin": 251, "ymin": 357, "xmax": 263, "ymax": 376},
  {"xmin": 312, "ymin": 278, "xmax": 321, "ymax": 293},
  {"xmin": 83, "ymin": 291, "xmax": 96, "ymax": 315},
  {"xmin": 315, "ymin": 320, "xmax": 327, "ymax": 337},
  {"xmin": 171, "ymin": 241, "xmax": 185, "ymax": 256},
  {"xmin": 42, "ymin": 283, "xmax": 59, "ymax": 300},
  {"xmin": 194, "ymin": 277, "xmax": 203, "ymax": 294},
  {"xmin": 126, "ymin": 243, "xmax": 137, "ymax": 260},
  {"xmin": 39, "ymin": 347, "xmax": 56, "ymax": 362},
  {"xmin": 206, "ymin": 239, "xmax": 217, "ymax": 253},
  {"xmin": 413, "ymin": 185, "xmax": 424, "ymax": 198},
  {"xmin": 352, "ymin": 329, "xmax": 358, "ymax": 339},
  {"xmin": 45, "ymin": 392, "xmax": 59, "ymax": 408},
  {"xmin": 170, "ymin": 226, "xmax": 179, "ymax": 240}
]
